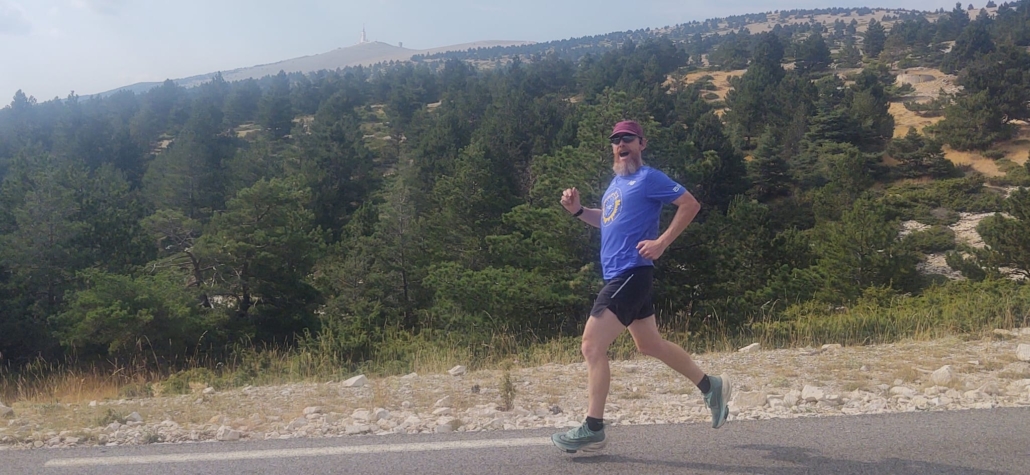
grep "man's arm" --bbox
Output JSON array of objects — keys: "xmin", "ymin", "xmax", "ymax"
[
  {"xmin": 636, "ymin": 191, "xmax": 700, "ymax": 260},
  {"xmin": 561, "ymin": 187, "xmax": 602, "ymax": 228},
  {"xmin": 574, "ymin": 207, "xmax": 602, "ymax": 229}
]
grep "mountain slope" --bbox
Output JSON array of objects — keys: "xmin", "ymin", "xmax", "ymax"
[{"xmin": 96, "ymin": 40, "xmax": 531, "ymax": 96}]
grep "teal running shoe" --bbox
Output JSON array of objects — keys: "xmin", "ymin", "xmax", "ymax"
[
  {"xmin": 704, "ymin": 374, "xmax": 731, "ymax": 429},
  {"xmin": 551, "ymin": 422, "xmax": 607, "ymax": 453}
]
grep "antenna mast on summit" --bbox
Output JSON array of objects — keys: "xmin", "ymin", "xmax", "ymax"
[{"xmin": 360, "ymin": 24, "xmax": 368, "ymax": 44}]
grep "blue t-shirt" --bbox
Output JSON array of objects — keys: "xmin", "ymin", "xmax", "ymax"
[{"xmin": 600, "ymin": 166, "xmax": 687, "ymax": 280}]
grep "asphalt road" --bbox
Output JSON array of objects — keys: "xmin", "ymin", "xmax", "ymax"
[{"xmin": 5, "ymin": 407, "xmax": 1029, "ymax": 475}]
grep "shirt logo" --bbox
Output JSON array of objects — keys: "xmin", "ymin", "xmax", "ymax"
[
  {"xmin": 673, "ymin": 185, "xmax": 681, "ymax": 192},
  {"xmin": 602, "ymin": 189, "xmax": 622, "ymax": 225},
  {"xmin": 629, "ymin": 180, "xmax": 636, "ymax": 186}
]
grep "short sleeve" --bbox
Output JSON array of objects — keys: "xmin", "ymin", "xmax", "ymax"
[{"xmin": 645, "ymin": 169, "xmax": 687, "ymax": 204}]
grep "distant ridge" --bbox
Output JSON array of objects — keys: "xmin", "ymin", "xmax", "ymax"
[{"xmin": 94, "ymin": 40, "xmax": 531, "ymax": 97}]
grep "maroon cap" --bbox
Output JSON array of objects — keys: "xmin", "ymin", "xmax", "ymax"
[{"xmin": 609, "ymin": 120, "xmax": 645, "ymax": 139}]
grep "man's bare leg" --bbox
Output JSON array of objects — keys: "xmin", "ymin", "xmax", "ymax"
[
  {"xmin": 628, "ymin": 315, "xmax": 731, "ymax": 428},
  {"xmin": 627, "ymin": 315, "xmax": 704, "ymax": 384},
  {"xmin": 581, "ymin": 309, "xmax": 627, "ymax": 419}
]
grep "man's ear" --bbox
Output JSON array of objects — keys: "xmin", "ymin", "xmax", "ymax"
[{"xmin": 640, "ymin": 138, "xmax": 647, "ymax": 150}]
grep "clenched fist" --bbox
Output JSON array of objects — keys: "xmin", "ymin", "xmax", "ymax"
[{"xmin": 560, "ymin": 187, "xmax": 582, "ymax": 214}]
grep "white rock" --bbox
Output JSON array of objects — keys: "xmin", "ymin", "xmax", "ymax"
[
  {"xmin": 448, "ymin": 366, "xmax": 467, "ymax": 376},
  {"xmin": 345, "ymin": 425, "xmax": 371, "ymax": 435},
  {"xmin": 1006, "ymin": 379, "xmax": 1030, "ymax": 396},
  {"xmin": 372, "ymin": 408, "xmax": 390, "ymax": 422},
  {"xmin": 801, "ymin": 385, "xmax": 824, "ymax": 402},
  {"xmin": 432, "ymin": 407, "xmax": 452, "ymax": 416},
  {"xmin": 216, "ymin": 426, "xmax": 240, "ymax": 441},
  {"xmin": 1017, "ymin": 344, "xmax": 1030, "ymax": 362},
  {"xmin": 89, "ymin": 401, "xmax": 97, "ymax": 407},
  {"xmin": 734, "ymin": 391, "xmax": 768, "ymax": 408},
  {"xmin": 203, "ymin": 387, "xmax": 215, "ymax": 395},
  {"xmin": 125, "ymin": 412, "xmax": 143, "ymax": 423},
  {"xmin": 434, "ymin": 396, "xmax": 453, "ymax": 408},
  {"xmin": 911, "ymin": 396, "xmax": 929, "ymax": 409},
  {"xmin": 403, "ymin": 415, "xmax": 422, "ymax": 426},
  {"xmin": 286, "ymin": 417, "xmax": 308, "ymax": 430},
  {"xmin": 435, "ymin": 417, "xmax": 457, "ymax": 433},
  {"xmin": 890, "ymin": 386, "xmax": 917, "ymax": 398},
  {"xmin": 342, "ymin": 375, "xmax": 368, "ymax": 388},
  {"xmin": 0, "ymin": 405, "xmax": 13, "ymax": 419},
  {"xmin": 400, "ymin": 372, "xmax": 418, "ymax": 380},
  {"xmin": 931, "ymin": 365, "xmax": 956, "ymax": 386},
  {"xmin": 303, "ymin": 406, "xmax": 323, "ymax": 415},
  {"xmin": 821, "ymin": 344, "xmax": 842, "ymax": 351},
  {"xmin": 352, "ymin": 409, "xmax": 370, "ymax": 422},
  {"xmin": 738, "ymin": 343, "xmax": 761, "ymax": 353},
  {"xmin": 784, "ymin": 390, "xmax": 801, "ymax": 407}
]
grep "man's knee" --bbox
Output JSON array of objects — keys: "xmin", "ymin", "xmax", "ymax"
[{"xmin": 581, "ymin": 338, "xmax": 607, "ymax": 362}]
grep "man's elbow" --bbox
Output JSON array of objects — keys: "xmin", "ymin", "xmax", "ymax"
[{"xmin": 678, "ymin": 192, "xmax": 701, "ymax": 213}]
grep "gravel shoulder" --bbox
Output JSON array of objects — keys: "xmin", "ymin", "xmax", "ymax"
[{"xmin": 2, "ymin": 330, "xmax": 1029, "ymax": 450}]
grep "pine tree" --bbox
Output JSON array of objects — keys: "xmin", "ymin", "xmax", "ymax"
[
  {"xmin": 794, "ymin": 32, "xmax": 832, "ymax": 74},
  {"xmin": 259, "ymin": 71, "xmax": 294, "ymax": 139},
  {"xmin": 862, "ymin": 20, "xmax": 887, "ymax": 59},
  {"xmin": 748, "ymin": 127, "xmax": 791, "ymax": 200}
]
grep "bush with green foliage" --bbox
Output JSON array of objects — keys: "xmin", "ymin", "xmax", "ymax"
[{"xmin": 903, "ymin": 225, "xmax": 957, "ymax": 254}]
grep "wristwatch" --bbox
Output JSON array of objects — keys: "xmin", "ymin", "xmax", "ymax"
[{"xmin": 572, "ymin": 207, "xmax": 584, "ymax": 217}]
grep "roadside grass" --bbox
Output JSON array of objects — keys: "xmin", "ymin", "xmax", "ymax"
[{"xmin": 3, "ymin": 280, "xmax": 1029, "ymax": 413}]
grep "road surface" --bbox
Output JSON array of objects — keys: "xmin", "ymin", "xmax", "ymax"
[{"xmin": 4, "ymin": 407, "xmax": 1028, "ymax": 474}]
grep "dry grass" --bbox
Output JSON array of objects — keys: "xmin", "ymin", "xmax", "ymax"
[
  {"xmin": 679, "ymin": 69, "xmax": 744, "ymax": 104},
  {"xmin": 732, "ymin": 7, "xmax": 999, "ymax": 37},
  {"xmin": 891, "ymin": 365, "xmax": 922, "ymax": 384},
  {"xmin": 888, "ymin": 102, "xmax": 941, "ymax": 139}
]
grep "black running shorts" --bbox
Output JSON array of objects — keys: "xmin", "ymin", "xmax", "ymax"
[{"xmin": 590, "ymin": 266, "xmax": 655, "ymax": 326}]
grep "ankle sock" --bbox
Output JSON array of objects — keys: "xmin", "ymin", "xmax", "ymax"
[
  {"xmin": 585, "ymin": 416, "xmax": 604, "ymax": 431},
  {"xmin": 697, "ymin": 374, "xmax": 712, "ymax": 394}
]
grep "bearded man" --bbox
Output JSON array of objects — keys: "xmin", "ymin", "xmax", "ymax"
[{"xmin": 552, "ymin": 120, "xmax": 732, "ymax": 453}]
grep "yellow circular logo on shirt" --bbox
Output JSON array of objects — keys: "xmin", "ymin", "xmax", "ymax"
[{"xmin": 602, "ymin": 189, "xmax": 621, "ymax": 225}]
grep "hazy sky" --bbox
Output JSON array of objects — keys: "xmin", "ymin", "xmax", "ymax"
[{"xmin": 2, "ymin": 0, "xmax": 959, "ymax": 100}]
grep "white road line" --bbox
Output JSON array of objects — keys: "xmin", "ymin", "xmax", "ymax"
[{"xmin": 44, "ymin": 436, "xmax": 553, "ymax": 467}]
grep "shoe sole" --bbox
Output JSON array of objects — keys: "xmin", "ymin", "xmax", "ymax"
[
  {"xmin": 552, "ymin": 438, "xmax": 607, "ymax": 454},
  {"xmin": 713, "ymin": 376, "xmax": 732, "ymax": 429}
]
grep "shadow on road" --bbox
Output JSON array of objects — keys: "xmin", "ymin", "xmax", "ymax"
[{"xmin": 570, "ymin": 444, "xmax": 1008, "ymax": 474}]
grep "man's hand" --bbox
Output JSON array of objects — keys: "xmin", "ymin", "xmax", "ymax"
[
  {"xmin": 636, "ymin": 239, "xmax": 668, "ymax": 260},
  {"xmin": 560, "ymin": 187, "xmax": 582, "ymax": 214}
]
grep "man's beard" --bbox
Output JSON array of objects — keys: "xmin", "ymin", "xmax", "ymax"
[{"xmin": 613, "ymin": 156, "xmax": 642, "ymax": 176}]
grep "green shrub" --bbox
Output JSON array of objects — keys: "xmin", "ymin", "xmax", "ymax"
[
  {"xmin": 118, "ymin": 382, "xmax": 153, "ymax": 399},
  {"xmin": 904, "ymin": 225, "xmax": 957, "ymax": 254},
  {"xmin": 161, "ymin": 368, "xmax": 217, "ymax": 395},
  {"xmin": 750, "ymin": 279, "xmax": 1030, "ymax": 347},
  {"xmin": 983, "ymin": 150, "xmax": 1006, "ymax": 160}
]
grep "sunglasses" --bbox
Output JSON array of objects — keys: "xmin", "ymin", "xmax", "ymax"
[{"xmin": 610, "ymin": 134, "xmax": 639, "ymax": 145}]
